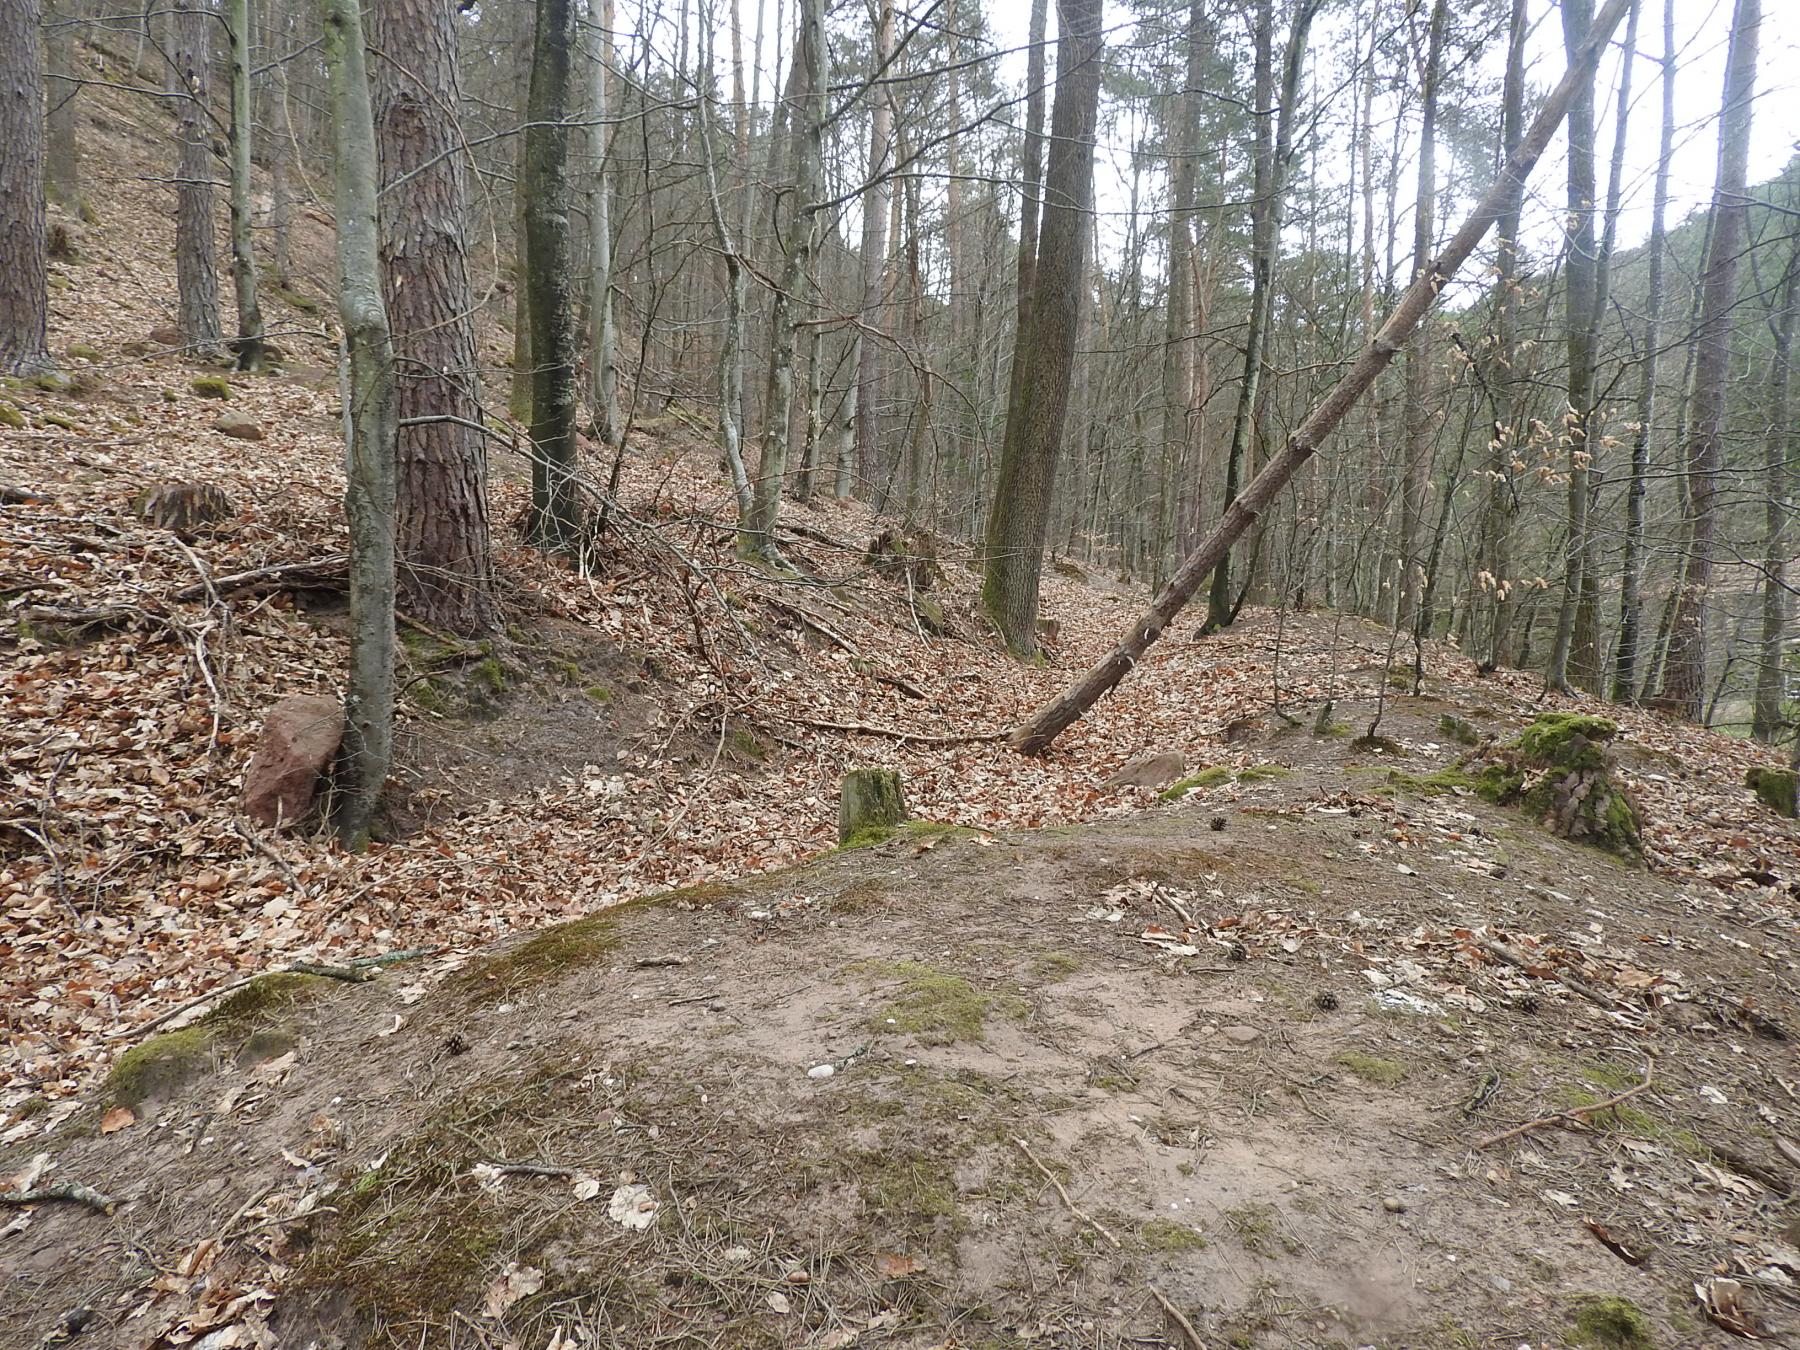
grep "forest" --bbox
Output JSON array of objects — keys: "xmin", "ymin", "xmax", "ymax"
[{"xmin": 2, "ymin": 0, "xmax": 1800, "ymax": 1344}]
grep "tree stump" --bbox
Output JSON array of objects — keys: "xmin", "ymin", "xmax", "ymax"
[
  {"xmin": 839, "ymin": 769, "xmax": 907, "ymax": 846},
  {"xmin": 1455, "ymin": 713, "xmax": 1643, "ymax": 859},
  {"xmin": 131, "ymin": 482, "xmax": 235, "ymax": 532}
]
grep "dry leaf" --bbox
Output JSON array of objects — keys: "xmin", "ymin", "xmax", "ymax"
[
  {"xmin": 482, "ymin": 1261, "xmax": 544, "ymax": 1319},
  {"xmin": 607, "ymin": 1182, "xmax": 658, "ymax": 1230},
  {"xmin": 100, "ymin": 1105, "xmax": 135, "ymax": 1134}
]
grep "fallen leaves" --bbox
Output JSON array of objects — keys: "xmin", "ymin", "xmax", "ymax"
[{"xmin": 99, "ymin": 1104, "xmax": 135, "ymax": 1134}]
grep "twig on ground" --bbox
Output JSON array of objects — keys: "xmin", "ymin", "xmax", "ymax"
[
  {"xmin": 1, "ymin": 1182, "xmax": 117, "ymax": 1215},
  {"xmin": 1475, "ymin": 1057, "xmax": 1655, "ymax": 1149},
  {"xmin": 1014, "ymin": 1137, "xmax": 1121, "ymax": 1249},
  {"xmin": 634, "ymin": 955, "xmax": 687, "ymax": 968},
  {"xmin": 1148, "ymin": 1284, "xmax": 1207, "ymax": 1349}
]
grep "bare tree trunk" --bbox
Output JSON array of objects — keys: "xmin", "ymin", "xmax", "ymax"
[
  {"xmin": 321, "ymin": 0, "xmax": 398, "ymax": 848},
  {"xmin": 524, "ymin": 0, "xmax": 583, "ymax": 551},
  {"xmin": 852, "ymin": 0, "xmax": 894, "ymax": 496},
  {"xmin": 45, "ymin": 0, "xmax": 81, "ymax": 212},
  {"xmin": 1613, "ymin": 0, "xmax": 1673, "ymax": 702},
  {"xmin": 1546, "ymin": 0, "xmax": 1601, "ymax": 690},
  {"xmin": 1010, "ymin": 0, "xmax": 1633, "ymax": 753},
  {"xmin": 980, "ymin": 0, "xmax": 1104, "ymax": 655},
  {"xmin": 1395, "ymin": 0, "xmax": 1447, "ymax": 638},
  {"xmin": 1205, "ymin": 0, "xmax": 1323, "ymax": 631},
  {"xmin": 1159, "ymin": 0, "xmax": 1204, "ymax": 580},
  {"xmin": 1659, "ymin": 0, "xmax": 1761, "ymax": 717},
  {"xmin": 1752, "ymin": 247, "xmax": 1796, "ymax": 742},
  {"xmin": 997, "ymin": 0, "xmax": 1050, "ymax": 499},
  {"xmin": 741, "ymin": 0, "xmax": 824, "ymax": 562},
  {"xmin": 173, "ymin": 0, "xmax": 222, "ymax": 350},
  {"xmin": 226, "ymin": 0, "xmax": 266, "ymax": 371},
  {"xmin": 695, "ymin": 2, "xmax": 755, "ymax": 518},
  {"xmin": 1477, "ymin": 0, "xmax": 1527, "ymax": 670},
  {"xmin": 372, "ymin": 0, "xmax": 497, "ymax": 634},
  {"xmin": 586, "ymin": 0, "xmax": 619, "ymax": 444},
  {"xmin": 0, "ymin": 0, "xmax": 52, "ymax": 375}
]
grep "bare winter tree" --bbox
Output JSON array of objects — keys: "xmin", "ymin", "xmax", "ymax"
[
  {"xmin": 1659, "ymin": 0, "xmax": 1762, "ymax": 716},
  {"xmin": 1011, "ymin": 0, "xmax": 1635, "ymax": 752},
  {"xmin": 980, "ymin": 0, "xmax": 1104, "ymax": 655},
  {"xmin": 320, "ymin": 0, "xmax": 398, "ymax": 847},
  {"xmin": 523, "ymin": 0, "xmax": 583, "ymax": 552},
  {"xmin": 225, "ymin": 0, "xmax": 266, "ymax": 370},
  {"xmin": 171, "ymin": 0, "xmax": 222, "ymax": 350}
]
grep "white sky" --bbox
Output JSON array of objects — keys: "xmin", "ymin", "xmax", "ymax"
[{"xmin": 976, "ymin": 0, "xmax": 1800, "ymax": 267}]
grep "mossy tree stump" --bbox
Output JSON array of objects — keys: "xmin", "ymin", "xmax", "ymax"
[
  {"xmin": 1747, "ymin": 767, "xmax": 1798, "ymax": 818},
  {"xmin": 1456, "ymin": 714, "xmax": 1644, "ymax": 860},
  {"xmin": 839, "ymin": 769, "xmax": 907, "ymax": 846}
]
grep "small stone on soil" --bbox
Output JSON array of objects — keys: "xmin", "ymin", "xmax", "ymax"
[
  {"xmin": 1382, "ymin": 1196, "xmax": 1406, "ymax": 1213},
  {"xmin": 1221, "ymin": 1025, "xmax": 1261, "ymax": 1045}
]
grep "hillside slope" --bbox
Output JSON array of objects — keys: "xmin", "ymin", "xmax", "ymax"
[
  {"xmin": 4, "ymin": 702, "xmax": 1800, "ymax": 1347},
  {"xmin": 3, "ymin": 44, "xmax": 1800, "ymax": 1350}
]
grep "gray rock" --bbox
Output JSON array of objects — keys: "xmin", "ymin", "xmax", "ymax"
[{"xmin": 213, "ymin": 412, "xmax": 265, "ymax": 441}]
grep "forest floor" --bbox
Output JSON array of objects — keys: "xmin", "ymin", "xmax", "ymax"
[{"xmin": 5, "ymin": 52, "xmax": 1800, "ymax": 1350}]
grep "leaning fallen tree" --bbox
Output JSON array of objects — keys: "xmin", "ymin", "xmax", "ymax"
[{"xmin": 1011, "ymin": 0, "xmax": 1633, "ymax": 756}]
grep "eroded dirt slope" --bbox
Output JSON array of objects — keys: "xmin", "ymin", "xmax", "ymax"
[{"xmin": 5, "ymin": 698, "xmax": 1798, "ymax": 1348}]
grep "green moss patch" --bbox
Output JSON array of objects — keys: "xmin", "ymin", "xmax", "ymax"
[
  {"xmin": 190, "ymin": 375, "xmax": 231, "ymax": 399},
  {"xmin": 1336, "ymin": 1051, "xmax": 1408, "ymax": 1088},
  {"xmin": 105, "ymin": 973, "xmax": 328, "ymax": 1106},
  {"xmin": 866, "ymin": 961, "xmax": 1022, "ymax": 1044},
  {"xmin": 1747, "ymin": 767, "xmax": 1797, "ymax": 818},
  {"xmin": 1569, "ymin": 1294, "xmax": 1655, "ymax": 1349},
  {"xmin": 1140, "ymin": 1217, "xmax": 1209, "ymax": 1252}
]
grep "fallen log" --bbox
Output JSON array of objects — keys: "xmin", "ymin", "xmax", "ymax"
[{"xmin": 1009, "ymin": 0, "xmax": 1634, "ymax": 755}]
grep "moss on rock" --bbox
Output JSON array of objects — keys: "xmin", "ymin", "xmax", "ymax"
[
  {"xmin": 1448, "ymin": 714, "xmax": 1642, "ymax": 860},
  {"xmin": 1747, "ymin": 767, "xmax": 1797, "ymax": 818}
]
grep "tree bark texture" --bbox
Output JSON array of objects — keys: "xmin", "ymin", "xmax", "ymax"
[
  {"xmin": 226, "ymin": 0, "xmax": 266, "ymax": 370},
  {"xmin": 0, "ymin": 0, "xmax": 51, "ymax": 375},
  {"xmin": 1659, "ymin": 0, "xmax": 1761, "ymax": 717},
  {"xmin": 980, "ymin": 0, "xmax": 1103, "ymax": 655},
  {"xmin": 321, "ymin": 0, "xmax": 399, "ymax": 848},
  {"xmin": 523, "ymin": 0, "xmax": 583, "ymax": 551},
  {"xmin": 173, "ymin": 0, "xmax": 222, "ymax": 349},
  {"xmin": 372, "ymin": 0, "xmax": 497, "ymax": 634}
]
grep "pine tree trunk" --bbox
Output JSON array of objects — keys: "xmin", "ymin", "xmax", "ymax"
[
  {"xmin": 320, "ymin": 0, "xmax": 398, "ymax": 848},
  {"xmin": 523, "ymin": 0, "xmax": 583, "ymax": 551},
  {"xmin": 173, "ymin": 0, "xmax": 222, "ymax": 350},
  {"xmin": 1659, "ymin": 0, "xmax": 1761, "ymax": 718},
  {"xmin": 981, "ymin": 0, "xmax": 1103, "ymax": 655},
  {"xmin": 0, "ymin": 0, "xmax": 52, "ymax": 375},
  {"xmin": 372, "ymin": 0, "xmax": 497, "ymax": 634},
  {"xmin": 226, "ymin": 0, "xmax": 265, "ymax": 371}
]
